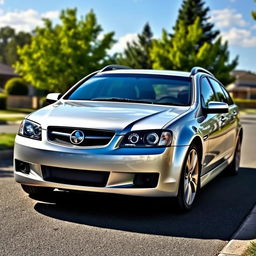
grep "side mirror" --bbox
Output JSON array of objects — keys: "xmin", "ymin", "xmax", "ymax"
[
  {"xmin": 46, "ymin": 93, "xmax": 62, "ymax": 104},
  {"xmin": 206, "ymin": 101, "xmax": 229, "ymax": 114}
]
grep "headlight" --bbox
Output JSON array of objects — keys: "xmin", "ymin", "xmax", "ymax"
[
  {"xmin": 120, "ymin": 130, "xmax": 172, "ymax": 147},
  {"xmin": 18, "ymin": 119, "xmax": 42, "ymax": 140}
]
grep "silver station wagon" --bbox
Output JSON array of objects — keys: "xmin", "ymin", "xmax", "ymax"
[{"xmin": 14, "ymin": 65, "xmax": 242, "ymax": 210}]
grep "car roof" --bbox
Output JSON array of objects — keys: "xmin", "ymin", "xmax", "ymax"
[{"xmin": 96, "ymin": 69, "xmax": 191, "ymax": 77}]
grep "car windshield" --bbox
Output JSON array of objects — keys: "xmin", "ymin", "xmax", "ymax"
[{"xmin": 67, "ymin": 74, "xmax": 192, "ymax": 106}]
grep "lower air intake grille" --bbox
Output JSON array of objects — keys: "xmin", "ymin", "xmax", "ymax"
[{"xmin": 41, "ymin": 166, "xmax": 109, "ymax": 187}]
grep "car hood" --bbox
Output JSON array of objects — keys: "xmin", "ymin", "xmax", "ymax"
[{"xmin": 28, "ymin": 100, "xmax": 190, "ymax": 132}]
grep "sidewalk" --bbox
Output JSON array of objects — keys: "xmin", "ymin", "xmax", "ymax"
[
  {"xmin": 0, "ymin": 123, "xmax": 19, "ymax": 133},
  {"xmin": 219, "ymin": 205, "xmax": 256, "ymax": 255}
]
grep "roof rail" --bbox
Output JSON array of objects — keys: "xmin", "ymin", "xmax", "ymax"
[
  {"xmin": 100, "ymin": 65, "xmax": 132, "ymax": 73},
  {"xmin": 190, "ymin": 67, "xmax": 214, "ymax": 77}
]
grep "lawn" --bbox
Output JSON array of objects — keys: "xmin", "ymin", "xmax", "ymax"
[
  {"xmin": 0, "ymin": 133, "xmax": 16, "ymax": 150},
  {"xmin": 8, "ymin": 108, "xmax": 34, "ymax": 114},
  {"xmin": 0, "ymin": 108, "xmax": 34, "ymax": 122},
  {"xmin": 245, "ymin": 242, "xmax": 256, "ymax": 256},
  {"xmin": 240, "ymin": 108, "xmax": 256, "ymax": 114}
]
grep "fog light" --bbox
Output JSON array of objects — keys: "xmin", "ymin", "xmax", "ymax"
[
  {"xmin": 133, "ymin": 173, "xmax": 159, "ymax": 188},
  {"xmin": 15, "ymin": 160, "xmax": 30, "ymax": 174}
]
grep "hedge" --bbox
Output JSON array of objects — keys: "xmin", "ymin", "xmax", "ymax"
[
  {"xmin": 5, "ymin": 77, "xmax": 28, "ymax": 95},
  {"xmin": 0, "ymin": 93, "xmax": 7, "ymax": 109},
  {"xmin": 233, "ymin": 98, "xmax": 256, "ymax": 108}
]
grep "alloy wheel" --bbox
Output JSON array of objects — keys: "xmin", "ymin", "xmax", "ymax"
[{"xmin": 184, "ymin": 149, "xmax": 199, "ymax": 206}]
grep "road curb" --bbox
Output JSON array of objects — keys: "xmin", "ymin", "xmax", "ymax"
[
  {"xmin": 0, "ymin": 150, "xmax": 13, "ymax": 162},
  {"xmin": 219, "ymin": 204, "xmax": 256, "ymax": 256}
]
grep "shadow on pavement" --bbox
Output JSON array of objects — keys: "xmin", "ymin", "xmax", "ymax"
[
  {"xmin": 0, "ymin": 160, "xmax": 13, "ymax": 178},
  {"xmin": 34, "ymin": 167, "xmax": 256, "ymax": 240},
  {"xmin": 0, "ymin": 170, "xmax": 13, "ymax": 178}
]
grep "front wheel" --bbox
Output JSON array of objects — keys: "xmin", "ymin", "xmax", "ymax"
[
  {"xmin": 21, "ymin": 185, "xmax": 54, "ymax": 195},
  {"xmin": 176, "ymin": 145, "xmax": 200, "ymax": 211}
]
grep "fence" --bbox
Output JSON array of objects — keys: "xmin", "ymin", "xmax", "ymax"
[{"xmin": 7, "ymin": 95, "xmax": 40, "ymax": 109}]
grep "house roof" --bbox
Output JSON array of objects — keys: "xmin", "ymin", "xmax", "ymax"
[
  {"xmin": 233, "ymin": 70, "xmax": 256, "ymax": 84},
  {"xmin": 227, "ymin": 70, "xmax": 256, "ymax": 91},
  {"xmin": 0, "ymin": 63, "xmax": 17, "ymax": 76}
]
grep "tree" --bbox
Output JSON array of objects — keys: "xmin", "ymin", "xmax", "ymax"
[
  {"xmin": 252, "ymin": 0, "xmax": 256, "ymax": 20},
  {"xmin": 15, "ymin": 9, "xmax": 115, "ymax": 93},
  {"xmin": 173, "ymin": 0, "xmax": 219, "ymax": 45},
  {"xmin": 0, "ymin": 26, "xmax": 31, "ymax": 66},
  {"xmin": 151, "ymin": 18, "xmax": 238, "ymax": 85},
  {"xmin": 117, "ymin": 23, "xmax": 153, "ymax": 69}
]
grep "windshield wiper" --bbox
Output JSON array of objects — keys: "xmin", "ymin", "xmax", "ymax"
[{"xmin": 90, "ymin": 97, "xmax": 154, "ymax": 104}]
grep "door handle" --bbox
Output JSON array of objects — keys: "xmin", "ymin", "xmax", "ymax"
[{"xmin": 220, "ymin": 115, "xmax": 227, "ymax": 122}]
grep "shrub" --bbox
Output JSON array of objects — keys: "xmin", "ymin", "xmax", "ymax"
[
  {"xmin": 0, "ymin": 93, "xmax": 7, "ymax": 109},
  {"xmin": 5, "ymin": 77, "xmax": 29, "ymax": 95},
  {"xmin": 40, "ymin": 96, "xmax": 47, "ymax": 107},
  {"xmin": 234, "ymin": 98, "xmax": 256, "ymax": 108}
]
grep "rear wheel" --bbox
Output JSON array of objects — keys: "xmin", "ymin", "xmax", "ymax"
[
  {"xmin": 21, "ymin": 185, "xmax": 54, "ymax": 195},
  {"xmin": 226, "ymin": 138, "xmax": 241, "ymax": 176},
  {"xmin": 176, "ymin": 145, "xmax": 200, "ymax": 211}
]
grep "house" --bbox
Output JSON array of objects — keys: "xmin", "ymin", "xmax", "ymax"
[
  {"xmin": 0, "ymin": 62, "xmax": 18, "ymax": 90},
  {"xmin": 227, "ymin": 70, "xmax": 256, "ymax": 99}
]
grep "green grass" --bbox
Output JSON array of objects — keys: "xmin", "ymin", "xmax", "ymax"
[
  {"xmin": 0, "ymin": 116, "xmax": 24, "ymax": 122},
  {"xmin": 0, "ymin": 133, "xmax": 16, "ymax": 150},
  {"xmin": 240, "ymin": 108, "xmax": 256, "ymax": 114},
  {"xmin": 244, "ymin": 242, "xmax": 256, "ymax": 256},
  {"xmin": 0, "ymin": 108, "xmax": 34, "ymax": 122},
  {"xmin": 8, "ymin": 108, "xmax": 34, "ymax": 114}
]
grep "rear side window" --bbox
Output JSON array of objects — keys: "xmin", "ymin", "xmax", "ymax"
[
  {"xmin": 208, "ymin": 78, "xmax": 229, "ymax": 104},
  {"xmin": 200, "ymin": 77, "xmax": 217, "ymax": 108},
  {"xmin": 221, "ymin": 86, "xmax": 234, "ymax": 105}
]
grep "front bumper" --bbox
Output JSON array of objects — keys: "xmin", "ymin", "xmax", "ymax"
[{"xmin": 14, "ymin": 134, "xmax": 189, "ymax": 197}]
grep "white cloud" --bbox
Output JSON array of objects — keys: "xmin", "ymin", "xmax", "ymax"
[
  {"xmin": 41, "ymin": 10, "xmax": 59, "ymax": 19},
  {"xmin": 0, "ymin": 9, "xmax": 59, "ymax": 32},
  {"xmin": 211, "ymin": 9, "xmax": 247, "ymax": 28},
  {"xmin": 110, "ymin": 33, "xmax": 139, "ymax": 53},
  {"xmin": 221, "ymin": 28, "xmax": 256, "ymax": 47},
  {"xmin": 211, "ymin": 8, "xmax": 256, "ymax": 48},
  {"xmin": 0, "ymin": 0, "xmax": 4, "ymax": 5}
]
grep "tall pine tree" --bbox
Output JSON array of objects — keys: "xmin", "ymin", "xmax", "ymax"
[
  {"xmin": 118, "ymin": 23, "xmax": 153, "ymax": 69},
  {"xmin": 151, "ymin": 2, "xmax": 238, "ymax": 86},
  {"xmin": 173, "ymin": 0, "xmax": 219, "ymax": 44}
]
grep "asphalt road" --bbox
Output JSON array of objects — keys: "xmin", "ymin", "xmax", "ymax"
[{"xmin": 0, "ymin": 115, "xmax": 256, "ymax": 256}]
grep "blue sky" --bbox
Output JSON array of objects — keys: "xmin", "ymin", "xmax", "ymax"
[{"xmin": 0, "ymin": 0, "xmax": 255, "ymax": 71}]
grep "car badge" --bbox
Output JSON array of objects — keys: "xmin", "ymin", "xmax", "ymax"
[{"xmin": 70, "ymin": 130, "xmax": 85, "ymax": 145}]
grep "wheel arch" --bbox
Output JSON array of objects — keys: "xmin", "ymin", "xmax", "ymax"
[
  {"xmin": 239, "ymin": 127, "xmax": 243, "ymax": 143},
  {"xmin": 190, "ymin": 136, "xmax": 203, "ymax": 164}
]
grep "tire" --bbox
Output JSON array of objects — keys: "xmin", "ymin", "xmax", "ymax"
[
  {"xmin": 176, "ymin": 145, "xmax": 201, "ymax": 211},
  {"xmin": 226, "ymin": 138, "xmax": 241, "ymax": 176},
  {"xmin": 21, "ymin": 184, "xmax": 54, "ymax": 195}
]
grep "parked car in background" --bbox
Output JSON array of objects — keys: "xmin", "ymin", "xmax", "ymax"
[{"xmin": 14, "ymin": 65, "xmax": 242, "ymax": 210}]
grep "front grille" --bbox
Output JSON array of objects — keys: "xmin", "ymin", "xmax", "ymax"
[
  {"xmin": 48, "ymin": 126, "xmax": 115, "ymax": 147},
  {"xmin": 41, "ymin": 166, "xmax": 109, "ymax": 187}
]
